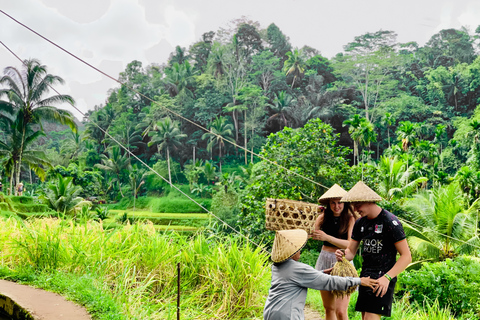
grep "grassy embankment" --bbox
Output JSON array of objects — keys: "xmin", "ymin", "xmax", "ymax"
[{"xmin": 0, "ymin": 217, "xmax": 270, "ymax": 319}]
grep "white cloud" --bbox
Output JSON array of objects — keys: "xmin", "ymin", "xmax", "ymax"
[{"xmin": 164, "ymin": 5, "xmax": 196, "ymax": 47}]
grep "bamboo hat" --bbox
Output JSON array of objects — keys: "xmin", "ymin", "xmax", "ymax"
[
  {"xmin": 340, "ymin": 181, "xmax": 382, "ymax": 203},
  {"xmin": 318, "ymin": 184, "xmax": 347, "ymax": 203},
  {"xmin": 271, "ymin": 229, "xmax": 308, "ymax": 263}
]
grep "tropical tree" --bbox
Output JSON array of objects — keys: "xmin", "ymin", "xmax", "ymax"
[
  {"xmin": 383, "ymin": 112, "xmax": 395, "ymax": 148},
  {"xmin": 148, "ymin": 117, "xmax": 186, "ymax": 186},
  {"xmin": 60, "ymin": 131, "xmax": 84, "ymax": 162},
  {"xmin": 267, "ymin": 91, "xmax": 295, "ymax": 130},
  {"xmin": 335, "ymin": 30, "xmax": 399, "ymax": 121},
  {"xmin": 396, "ymin": 121, "xmax": 418, "ymax": 152},
  {"xmin": 0, "ymin": 59, "xmax": 77, "ymax": 193},
  {"xmin": 455, "ymin": 166, "xmax": 478, "ymax": 202},
  {"xmin": 0, "ymin": 111, "xmax": 51, "ymax": 194},
  {"xmin": 94, "ymin": 146, "xmax": 130, "ymax": 198},
  {"xmin": 343, "ymin": 114, "xmax": 362, "ymax": 165},
  {"xmin": 202, "ymin": 116, "xmax": 234, "ymax": 172},
  {"xmin": 42, "ymin": 173, "xmax": 89, "ymax": 216},
  {"xmin": 129, "ymin": 164, "xmax": 149, "ymax": 211},
  {"xmin": 377, "ymin": 156, "xmax": 427, "ymax": 201},
  {"xmin": 164, "ymin": 61, "xmax": 195, "ymax": 99},
  {"xmin": 343, "ymin": 115, "xmax": 376, "ymax": 165},
  {"xmin": 283, "ymin": 49, "xmax": 306, "ymax": 88},
  {"xmin": 402, "ymin": 182, "xmax": 480, "ymax": 262}
]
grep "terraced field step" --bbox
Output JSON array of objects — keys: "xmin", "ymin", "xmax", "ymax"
[{"xmin": 103, "ymin": 210, "xmax": 210, "ymax": 232}]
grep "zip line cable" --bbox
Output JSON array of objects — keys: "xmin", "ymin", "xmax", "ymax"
[
  {"xmin": 0, "ymin": 9, "xmax": 330, "ymax": 192},
  {"xmin": 0, "ymin": 39, "xmax": 270, "ymax": 256},
  {"xmin": 1, "ymin": 10, "xmax": 479, "ymax": 252}
]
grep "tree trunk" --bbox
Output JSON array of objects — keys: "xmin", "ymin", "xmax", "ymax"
[
  {"xmin": 251, "ymin": 125, "xmax": 254, "ymax": 163},
  {"xmin": 15, "ymin": 126, "xmax": 27, "ymax": 196},
  {"xmin": 9, "ymin": 166, "xmax": 14, "ymax": 196},
  {"xmin": 219, "ymin": 142, "xmax": 222, "ymax": 173},
  {"xmin": 167, "ymin": 147, "xmax": 172, "ymax": 187},
  {"xmin": 244, "ymin": 110, "xmax": 247, "ymax": 165}
]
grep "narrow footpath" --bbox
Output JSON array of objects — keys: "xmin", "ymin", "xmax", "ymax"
[
  {"xmin": 0, "ymin": 280, "xmax": 91, "ymax": 320},
  {"xmin": 304, "ymin": 305, "xmax": 324, "ymax": 320}
]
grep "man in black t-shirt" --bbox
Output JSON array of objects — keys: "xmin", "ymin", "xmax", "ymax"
[{"xmin": 335, "ymin": 181, "xmax": 411, "ymax": 319}]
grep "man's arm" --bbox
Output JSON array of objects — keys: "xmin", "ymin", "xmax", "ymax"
[
  {"xmin": 336, "ymin": 238, "xmax": 360, "ymax": 261},
  {"xmin": 374, "ymin": 239, "xmax": 411, "ymax": 297}
]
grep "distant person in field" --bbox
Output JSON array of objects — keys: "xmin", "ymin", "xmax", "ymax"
[
  {"xmin": 17, "ymin": 182, "xmax": 24, "ymax": 196},
  {"xmin": 0, "ymin": 181, "xmax": 3, "ymax": 193},
  {"xmin": 335, "ymin": 181, "xmax": 412, "ymax": 320},
  {"xmin": 263, "ymin": 229, "xmax": 377, "ymax": 320},
  {"xmin": 312, "ymin": 184, "xmax": 359, "ymax": 320}
]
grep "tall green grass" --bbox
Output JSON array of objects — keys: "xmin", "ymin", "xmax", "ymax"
[{"xmin": 0, "ymin": 217, "xmax": 270, "ymax": 319}]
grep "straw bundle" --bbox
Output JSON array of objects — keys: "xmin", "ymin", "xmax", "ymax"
[{"xmin": 330, "ymin": 256, "xmax": 358, "ymax": 298}]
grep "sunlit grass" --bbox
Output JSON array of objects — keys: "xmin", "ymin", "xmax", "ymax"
[{"xmin": 0, "ymin": 217, "xmax": 270, "ymax": 319}]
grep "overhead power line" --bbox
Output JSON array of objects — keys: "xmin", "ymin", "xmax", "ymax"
[{"xmin": 1, "ymin": 9, "xmax": 479, "ymax": 254}]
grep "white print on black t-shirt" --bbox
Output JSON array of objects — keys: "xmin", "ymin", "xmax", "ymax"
[
  {"xmin": 363, "ymin": 239, "xmax": 383, "ymax": 253},
  {"xmin": 375, "ymin": 224, "xmax": 383, "ymax": 233}
]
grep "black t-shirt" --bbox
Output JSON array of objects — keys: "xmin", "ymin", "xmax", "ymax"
[
  {"xmin": 321, "ymin": 215, "xmax": 348, "ymax": 248},
  {"xmin": 351, "ymin": 209, "xmax": 406, "ymax": 278}
]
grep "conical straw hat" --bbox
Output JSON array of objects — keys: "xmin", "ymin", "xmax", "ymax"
[
  {"xmin": 318, "ymin": 184, "xmax": 347, "ymax": 203},
  {"xmin": 271, "ymin": 229, "xmax": 308, "ymax": 263},
  {"xmin": 340, "ymin": 181, "xmax": 382, "ymax": 203}
]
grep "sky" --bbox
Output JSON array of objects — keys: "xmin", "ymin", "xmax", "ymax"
[{"xmin": 1, "ymin": 0, "xmax": 480, "ymax": 120}]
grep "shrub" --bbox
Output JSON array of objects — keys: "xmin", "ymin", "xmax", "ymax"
[
  {"xmin": 10, "ymin": 196, "xmax": 34, "ymax": 204},
  {"xmin": 398, "ymin": 256, "xmax": 480, "ymax": 316},
  {"xmin": 13, "ymin": 203, "xmax": 50, "ymax": 213},
  {"xmin": 299, "ymin": 249, "xmax": 319, "ymax": 268}
]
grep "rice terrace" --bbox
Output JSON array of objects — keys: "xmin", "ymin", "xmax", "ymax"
[{"xmin": 1, "ymin": 2, "xmax": 480, "ymax": 320}]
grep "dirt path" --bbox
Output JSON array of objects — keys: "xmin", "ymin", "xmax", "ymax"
[
  {"xmin": 304, "ymin": 305, "xmax": 324, "ymax": 320},
  {"xmin": 0, "ymin": 280, "xmax": 91, "ymax": 320}
]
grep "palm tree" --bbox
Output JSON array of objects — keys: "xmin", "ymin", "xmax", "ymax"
[
  {"xmin": 0, "ymin": 111, "xmax": 51, "ymax": 194},
  {"xmin": 455, "ymin": 166, "xmax": 476, "ymax": 201},
  {"xmin": 377, "ymin": 156, "xmax": 428, "ymax": 201},
  {"xmin": 0, "ymin": 59, "xmax": 77, "ymax": 192},
  {"xmin": 402, "ymin": 182, "xmax": 480, "ymax": 262},
  {"xmin": 107, "ymin": 116, "xmax": 145, "ymax": 158},
  {"xmin": 43, "ymin": 173, "xmax": 88, "ymax": 216},
  {"xmin": 396, "ymin": 121, "xmax": 418, "ymax": 152},
  {"xmin": 94, "ymin": 146, "xmax": 130, "ymax": 198},
  {"xmin": 267, "ymin": 91, "xmax": 295, "ymax": 130},
  {"xmin": 128, "ymin": 164, "xmax": 149, "ymax": 212},
  {"xmin": 383, "ymin": 112, "xmax": 395, "ymax": 149},
  {"xmin": 283, "ymin": 49, "xmax": 306, "ymax": 88},
  {"xmin": 164, "ymin": 61, "xmax": 195, "ymax": 98},
  {"xmin": 203, "ymin": 160, "xmax": 217, "ymax": 184},
  {"xmin": 343, "ymin": 115, "xmax": 376, "ymax": 165},
  {"xmin": 60, "ymin": 131, "xmax": 84, "ymax": 162},
  {"xmin": 202, "ymin": 116, "xmax": 234, "ymax": 172},
  {"xmin": 148, "ymin": 117, "xmax": 186, "ymax": 186}
]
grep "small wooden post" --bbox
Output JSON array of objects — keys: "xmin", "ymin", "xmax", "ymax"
[{"xmin": 177, "ymin": 262, "xmax": 181, "ymax": 320}]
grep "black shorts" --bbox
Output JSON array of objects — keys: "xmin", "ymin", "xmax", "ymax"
[{"xmin": 355, "ymin": 277, "xmax": 396, "ymax": 317}]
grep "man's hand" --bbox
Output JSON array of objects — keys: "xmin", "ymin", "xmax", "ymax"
[
  {"xmin": 373, "ymin": 275, "xmax": 390, "ymax": 297},
  {"xmin": 360, "ymin": 277, "xmax": 378, "ymax": 289},
  {"xmin": 323, "ymin": 267, "xmax": 333, "ymax": 274}
]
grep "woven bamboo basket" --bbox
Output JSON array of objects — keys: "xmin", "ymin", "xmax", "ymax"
[{"xmin": 265, "ymin": 198, "xmax": 324, "ymax": 234}]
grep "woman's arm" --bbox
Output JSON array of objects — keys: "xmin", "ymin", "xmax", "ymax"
[{"xmin": 313, "ymin": 216, "xmax": 355, "ymax": 249}]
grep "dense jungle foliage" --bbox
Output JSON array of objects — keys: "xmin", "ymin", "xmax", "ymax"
[{"xmin": 1, "ymin": 18, "xmax": 480, "ymax": 319}]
